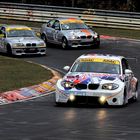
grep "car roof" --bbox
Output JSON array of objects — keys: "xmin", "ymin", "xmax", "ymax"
[
  {"xmin": 77, "ymin": 53, "xmax": 124, "ymax": 61},
  {"xmin": 55, "ymin": 17, "xmax": 81, "ymax": 21},
  {"xmin": 0, "ymin": 24, "xmax": 31, "ymax": 29}
]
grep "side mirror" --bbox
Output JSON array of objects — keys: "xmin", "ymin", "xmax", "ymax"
[
  {"xmin": 88, "ymin": 25, "xmax": 93, "ymax": 29},
  {"xmin": 36, "ymin": 32, "xmax": 41, "ymax": 37},
  {"xmin": 63, "ymin": 66, "xmax": 70, "ymax": 71},
  {"xmin": 0, "ymin": 30, "xmax": 5, "ymax": 38},
  {"xmin": 0, "ymin": 34, "xmax": 4, "ymax": 38},
  {"xmin": 125, "ymin": 69, "xmax": 132, "ymax": 75}
]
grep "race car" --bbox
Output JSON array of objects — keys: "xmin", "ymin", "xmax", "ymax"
[
  {"xmin": 55, "ymin": 53, "xmax": 138, "ymax": 106},
  {"xmin": 40, "ymin": 18, "xmax": 100, "ymax": 49},
  {"xmin": 0, "ymin": 25, "xmax": 46, "ymax": 56}
]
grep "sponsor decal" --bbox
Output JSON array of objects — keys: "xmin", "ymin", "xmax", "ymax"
[
  {"xmin": 80, "ymin": 29, "xmax": 91, "ymax": 36},
  {"xmin": 80, "ymin": 58, "xmax": 120, "ymax": 65},
  {"xmin": 6, "ymin": 27, "xmax": 32, "ymax": 32},
  {"xmin": 64, "ymin": 73, "xmax": 117, "ymax": 86},
  {"xmin": 60, "ymin": 19, "xmax": 84, "ymax": 24}
]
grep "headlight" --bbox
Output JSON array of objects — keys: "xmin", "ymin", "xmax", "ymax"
[
  {"xmin": 102, "ymin": 83, "xmax": 119, "ymax": 90},
  {"xmin": 13, "ymin": 43, "xmax": 24, "ymax": 47},
  {"xmin": 93, "ymin": 32, "xmax": 99, "ymax": 38},
  {"xmin": 38, "ymin": 42, "xmax": 45, "ymax": 47},
  {"xmin": 68, "ymin": 35, "xmax": 79, "ymax": 40},
  {"xmin": 61, "ymin": 81, "xmax": 74, "ymax": 89}
]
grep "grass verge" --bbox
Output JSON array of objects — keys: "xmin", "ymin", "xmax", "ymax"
[
  {"xmin": 0, "ymin": 55, "xmax": 53, "ymax": 93},
  {"xmin": 94, "ymin": 27, "xmax": 140, "ymax": 40},
  {"xmin": 0, "ymin": 19, "xmax": 140, "ymax": 40}
]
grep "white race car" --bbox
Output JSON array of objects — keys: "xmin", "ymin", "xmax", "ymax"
[{"xmin": 55, "ymin": 53, "xmax": 138, "ymax": 106}]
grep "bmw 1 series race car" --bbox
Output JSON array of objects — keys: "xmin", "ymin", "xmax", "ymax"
[
  {"xmin": 0, "ymin": 25, "xmax": 46, "ymax": 56},
  {"xmin": 55, "ymin": 53, "xmax": 138, "ymax": 106},
  {"xmin": 40, "ymin": 18, "xmax": 100, "ymax": 49}
]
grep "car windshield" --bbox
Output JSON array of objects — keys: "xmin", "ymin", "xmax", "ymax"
[
  {"xmin": 71, "ymin": 61, "xmax": 120, "ymax": 74},
  {"xmin": 7, "ymin": 30, "xmax": 36, "ymax": 37},
  {"xmin": 61, "ymin": 23, "xmax": 88, "ymax": 30}
]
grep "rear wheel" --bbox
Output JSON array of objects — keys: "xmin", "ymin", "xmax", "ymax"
[{"xmin": 62, "ymin": 37, "xmax": 69, "ymax": 49}]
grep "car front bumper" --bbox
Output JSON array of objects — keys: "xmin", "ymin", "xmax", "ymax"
[
  {"xmin": 11, "ymin": 47, "xmax": 46, "ymax": 55},
  {"xmin": 55, "ymin": 83, "xmax": 125, "ymax": 106},
  {"xmin": 67, "ymin": 37, "xmax": 100, "ymax": 48}
]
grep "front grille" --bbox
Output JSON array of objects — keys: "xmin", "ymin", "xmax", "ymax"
[
  {"xmin": 81, "ymin": 36, "xmax": 86, "ymax": 39},
  {"xmin": 75, "ymin": 84, "xmax": 87, "ymax": 90},
  {"xmin": 26, "ymin": 43, "xmax": 37, "ymax": 47},
  {"xmin": 75, "ymin": 83, "xmax": 99, "ymax": 90},
  {"xmin": 88, "ymin": 84, "xmax": 99, "ymax": 90},
  {"xmin": 87, "ymin": 35, "xmax": 92, "ymax": 39},
  {"xmin": 81, "ymin": 35, "xmax": 92, "ymax": 39}
]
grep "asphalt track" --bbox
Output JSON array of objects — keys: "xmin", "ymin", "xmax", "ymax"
[{"xmin": 0, "ymin": 37, "xmax": 140, "ymax": 140}]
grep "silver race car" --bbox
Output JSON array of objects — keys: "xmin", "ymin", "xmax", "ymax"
[
  {"xmin": 55, "ymin": 53, "xmax": 138, "ymax": 106},
  {"xmin": 0, "ymin": 25, "xmax": 46, "ymax": 56},
  {"xmin": 41, "ymin": 18, "xmax": 100, "ymax": 49}
]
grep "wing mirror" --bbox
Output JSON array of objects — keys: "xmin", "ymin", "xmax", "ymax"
[
  {"xmin": 125, "ymin": 69, "xmax": 133, "ymax": 75},
  {"xmin": 63, "ymin": 66, "xmax": 70, "ymax": 71},
  {"xmin": 88, "ymin": 25, "xmax": 93, "ymax": 29},
  {"xmin": 0, "ymin": 33, "xmax": 4, "ymax": 38},
  {"xmin": 0, "ymin": 30, "xmax": 5, "ymax": 38},
  {"xmin": 36, "ymin": 32, "xmax": 41, "ymax": 37}
]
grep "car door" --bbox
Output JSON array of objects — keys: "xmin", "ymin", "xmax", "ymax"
[
  {"xmin": 122, "ymin": 58, "xmax": 133, "ymax": 98},
  {"xmin": 45, "ymin": 19, "xmax": 56, "ymax": 41},
  {"xmin": 51, "ymin": 20, "xmax": 63, "ymax": 44}
]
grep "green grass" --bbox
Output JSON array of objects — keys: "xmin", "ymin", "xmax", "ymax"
[
  {"xmin": 0, "ymin": 56, "xmax": 53, "ymax": 93},
  {"xmin": 94, "ymin": 27, "xmax": 140, "ymax": 40},
  {"xmin": 0, "ymin": 19, "xmax": 140, "ymax": 40}
]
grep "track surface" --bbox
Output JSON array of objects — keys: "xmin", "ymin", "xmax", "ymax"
[{"xmin": 0, "ymin": 38, "xmax": 140, "ymax": 140}]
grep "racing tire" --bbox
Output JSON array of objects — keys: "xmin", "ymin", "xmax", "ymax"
[
  {"xmin": 122, "ymin": 89, "xmax": 128, "ymax": 106},
  {"xmin": 93, "ymin": 41, "xmax": 100, "ymax": 49},
  {"xmin": 61, "ymin": 37, "xmax": 69, "ymax": 49},
  {"xmin": 132, "ymin": 82, "xmax": 138, "ymax": 102},
  {"xmin": 6, "ymin": 44, "xmax": 12, "ymax": 56},
  {"xmin": 41, "ymin": 34, "xmax": 47, "ymax": 44}
]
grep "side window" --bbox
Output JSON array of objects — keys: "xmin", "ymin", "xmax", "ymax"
[
  {"xmin": 52, "ymin": 20, "xmax": 60, "ymax": 30},
  {"xmin": 47, "ymin": 20, "xmax": 55, "ymax": 28}
]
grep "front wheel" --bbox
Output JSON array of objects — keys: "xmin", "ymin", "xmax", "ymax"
[
  {"xmin": 62, "ymin": 37, "xmax": 69, "ymax": 49},
  {"xmin": 6, "ymin": 45, "xmax": 12, "ymax": 56},
  {"xmin": 93, "ymin": 40, "xmax": 100, "ymax": 49},
  {"xmin": 122, "ymin": 90, "xmax": 128, "ymax": 106},
  {"xmin": 132, "ymin": 83, "xmax": 138, "ymax": 102},
  {"xmin": 41, "ymin": 34, "xmax": 47, "ymax": 44}
]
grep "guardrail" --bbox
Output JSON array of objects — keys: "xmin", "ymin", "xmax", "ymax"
[{"xmin": 0, "ymin": 2, "xmax": 140, "ymax": 30}]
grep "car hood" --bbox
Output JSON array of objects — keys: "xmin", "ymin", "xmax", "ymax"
[
  {"xmin": 62, "ymin": 29, "xmax": 95, "ymax": 37},
  {"xmin": 63, "ymin": 72, "xmax": 121, "ymax": 84},
  {"xmin": 6, "ymin": 37, "xmax": 44, "ymax": 44}
]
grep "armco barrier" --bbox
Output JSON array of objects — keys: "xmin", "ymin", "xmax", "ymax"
[{"xmin": 0, "ymin": 2, "xmax": 140, "ymax": 30}]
